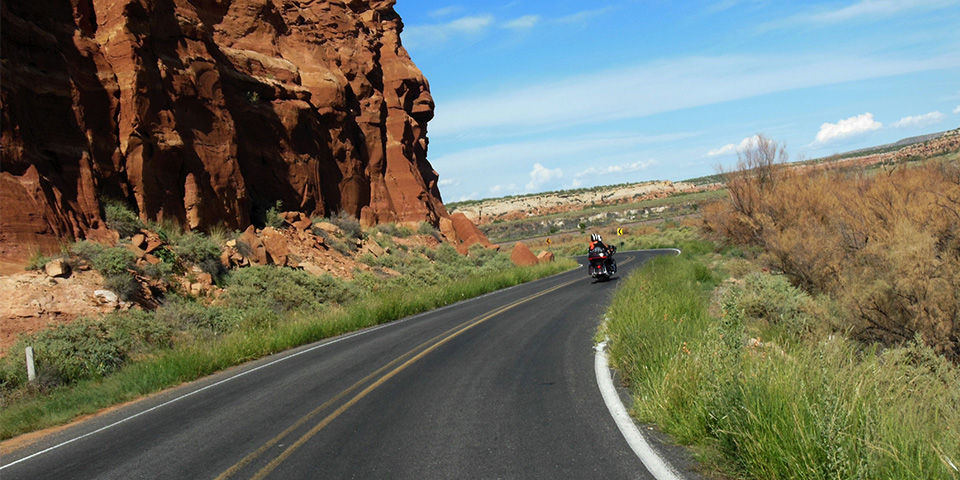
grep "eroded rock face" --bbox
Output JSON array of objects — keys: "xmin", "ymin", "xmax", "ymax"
[{"xmin": 1, "ymin": 0, "xmax": 448, "ymax": 257}]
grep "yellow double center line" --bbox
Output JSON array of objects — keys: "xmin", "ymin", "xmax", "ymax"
[{"xmin": 216, "ymin": 276, "xmax": 581, "ymax": 480}]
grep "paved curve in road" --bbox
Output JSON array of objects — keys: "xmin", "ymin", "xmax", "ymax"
[{"xmin": 1, "ymin": 250, "xmax": 693, "ymax": 479}]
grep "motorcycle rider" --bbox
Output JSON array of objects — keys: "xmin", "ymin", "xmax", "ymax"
[{"xmin": 588, "ymin": 233, "xmax": 617, "ymax": 274}]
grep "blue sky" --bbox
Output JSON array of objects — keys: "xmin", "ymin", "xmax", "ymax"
[{"xmin": 393, "ymin": 0, "xmax": 960, "ymax": 202}]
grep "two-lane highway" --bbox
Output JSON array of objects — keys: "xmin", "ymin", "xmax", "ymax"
[{"xmin": 1, "ymin": 250, "xmax": 685, "ymax": 479}]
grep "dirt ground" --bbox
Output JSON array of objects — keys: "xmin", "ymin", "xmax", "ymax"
[{"xmin": 0, "ymin": 268, "xmax": 120, "ymax": 353}]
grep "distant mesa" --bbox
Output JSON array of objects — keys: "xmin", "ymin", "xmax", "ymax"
[{"xmin": 0, "ymin": 0, "xmax": 492, "ymax": 263}]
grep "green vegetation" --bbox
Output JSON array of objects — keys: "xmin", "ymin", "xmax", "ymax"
[
  {"xmin": 173, "ymin": 231, "xmax": 225, "ymax": 279},
  {"xmin": 599, "ymin": 137, "xmax": 960, "ymax": 478},
  {"xmin": 25, "ymin": 251, "xmax": 52, "ymax": 272},
  {"xmin": 603, "ymin": 234, "xmax": 960, "ymax": 479},
  {"xmin": 265, "ymin": 200, "xmax": 284, "ymax": 229},
  {"xmin": 0, "ymin": 235, "xmax": 575, "ymax": 439},
  {"xmin": 103, "ymin": 199, "xmax": 146, "ymax": 238}
]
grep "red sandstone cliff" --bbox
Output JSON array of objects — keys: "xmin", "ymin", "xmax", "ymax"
[{"xmin": 1, "ymin": 0, "xmax": 454, "ymax": 258}]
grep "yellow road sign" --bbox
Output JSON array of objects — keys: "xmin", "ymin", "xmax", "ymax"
[{"xmin": 617, "ymin": 227, "xmax": 624, "ymax": 236}]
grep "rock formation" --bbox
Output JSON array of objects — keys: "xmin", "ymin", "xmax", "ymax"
[
  {"xmin": 1, "ymin": 0, "xmax": 457, "ymax": 260},
  {"xmin": 509, "ymin": 242, "xmax": 539, "ymax": 267}
]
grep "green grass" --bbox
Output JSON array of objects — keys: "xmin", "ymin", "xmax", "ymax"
[
  {"xmin": 603, "ymin": 245, "xmax": 960, "ymax": 479},
  {"xmin": 0, "ymin": 259, "xmax": 575, "ymax": 440}
]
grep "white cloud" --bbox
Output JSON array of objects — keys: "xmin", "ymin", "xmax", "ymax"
[
  {"xmin": 768, "ymin": 0, "xmax": 957, "ymax": 28},
  {"xmin": 893, "ymin": 111, "xmax": 946, "ymax": 128},
  {"xmin": 503, "ymin": 15, "xmax": 540, "ymax": 29},
  {"xmin": 813, "ymin": 113, "xmax": 882, "ymax": 145},
  {"xmin": 525, "ymin": 163, "xmax": 563, "ymax": 191},
  {"xmin": 574, "ymin": 159, "xmax": 656, "ymax": 179},
  {"xmin": 555, "ymin": 7, "xmax": 614, "ymax": 25},
  {"xmin": 429, "ymin": 53, "xmax": 960, "ymax": 139},
  {"xmin": 706, "ymin": 0, "xmax": 768, "ymax": 14},
  {"xmin": 953, "ymin": 105, "xmax": 960, "ymax": 114},
  {"xmin": 707, "ymin": 135, "xmax": 760, "ymax": 157},
  {"xmin": 437, "ymin": 178, "xmax": 459, "ymax": 187},
  {"xmin": 402, "ymin": 15, "xmax": 495, "ymax": 48},
  {"xmin": 489, "ymin": 183, "xmax": 519, "ymax": 196},
  {"xmin": 429, "ymin": 6, "xmax": 463, "ymax": 18},
  {"xmin": 429, "ymin": 132, "xmax": 695, "ymax": 175}
]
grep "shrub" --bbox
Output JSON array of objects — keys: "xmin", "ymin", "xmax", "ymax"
[
  {"xmin": 720, "ymin": 272, "xmax": 827, "ymax": 340},
  {"xmin": 0, "ymin": 310, "xmax": 177, "ymax": 391},
  {"xmin": 377, "ymin": 223, "xmax": 413, "ymax": 238},
  {"xmin": 102, "ymin": 310, "xmax": 174, "ymax": 351},
  {"xmin": 704, "ymin": 145, "xmax": 960, "ymax": 363},
  {"xmin": 5, "ymin": 318, "xmax": 132, "ymax": 388},
  {"xmin": 330, "ymin": 210, "xmax": 363, "ymax": 242},
  {"xmin": 140, "ymin": 260, "xmax": 175, "ymax": 281},
  {"xmin": 417, "ymin": 221, "xmax": 438, "ymax": 237},
  {"xmin": 265, "ymin": 200, "xmax": 284, "ymax": 229},
  {"xmin": 69, "ymin": 240, "xmax": 106, "ymax": 264},
  {"xmin": 173, "ymin": 232, "xmax": 224, "ymax": 279},
  {"xmin": 150, "ymin": 218, "xmax": 185, "ymax": 245},
  {"xmin": 225, "ymin": 265, "xmax": 359, "ymax": 313},
  {"xmin": 92, "ymin": 247, "xmax": 136, "ymax": 276},
  {"xmin": 153, "ymin": 297, "xmax": 242, "ymax": 335},
  {"xmin": 26, "ymin": 251, "xmax": 51, "ymax": 271},
  {"xmin": 103, "ymin": 272, "xmax": 140, "ymax": 302},
  {"xmin": 103, "ymin": 199, "xmax": 145, "ymax": 238}
]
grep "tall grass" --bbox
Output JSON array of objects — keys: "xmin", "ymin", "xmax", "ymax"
[
  {"xmin": 0, "ymin": 259, "xmax": 574, "ymax": 440},
  {"xmin": 604, "ymin": 250, "xmax": 960, "ymax": 479}
]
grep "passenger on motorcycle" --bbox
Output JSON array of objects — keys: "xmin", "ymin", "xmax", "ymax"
[{"xmin": 588, "ymin": 233, "xmax": 617, "ymax": 274}]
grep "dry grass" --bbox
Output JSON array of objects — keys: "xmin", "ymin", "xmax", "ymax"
[{"xmin": 703, "ymin": 141, "xmax": 960, "ymax": 362}]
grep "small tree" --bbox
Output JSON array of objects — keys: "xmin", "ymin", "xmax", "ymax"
[{"xmin": 713, "ymin": 134, "xmax": 789, "ymax": 244}]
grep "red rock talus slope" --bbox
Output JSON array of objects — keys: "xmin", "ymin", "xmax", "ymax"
[{"xmin": 0, "ymin": 0, "xmax": 451, "ymax": 256}]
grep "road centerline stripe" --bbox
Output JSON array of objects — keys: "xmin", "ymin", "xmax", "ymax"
[
  {"xmin": 215, "ymin": 289, "xmax": 561, "ymax": 480},
  {"xmin": 241, "ymin": 278, "xmax": 579, "ymax": 480}
]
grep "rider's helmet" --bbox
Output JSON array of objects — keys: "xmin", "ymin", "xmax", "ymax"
[
  {"xmin": 590, "ymin": 233, "xmax": 599, "ymax": 242},
  {"xmin": 594, "ymin": 234, "xmax": 602, "ymax": 243}
]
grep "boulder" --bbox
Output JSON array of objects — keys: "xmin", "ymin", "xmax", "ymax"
[
  {"xmin": 240, "ymin": 225, "xmax": 268, "ymax": 265},
  {"xmin": 261, "ymin": 228, "xmax": 289, "ymax": 266},
  {"xmin": 536, "ymin": 251, "xmax": 555, "ymax": 263},
  {"xmin": 360, "ymin": 240, "xmax": 387, "ymax": 258},
  {"xmin": 44, "ymin": 259, "xmax": 72, "ymax": 278},
  {"xmin": 144, "ymin": 239, "xmax": 165, "ymax": 254},
  {"xmin": 440, "ymin": 213, "xmax": 499, "ymax": 255},
  {"xmin": 94, "ymin": 289, "xmax": 119, "ymax": 306},
  {"xmin": 299, "ymin": 261, "xmax": 326, "ymax": 277},
  {"xmin": 510, "ymin": 243, "xmax": 539, "ymax": 267},
  {"xmin": 124, "ymin": 243, "xmax": 146, "ymax": 259},
  {"xmin": 131, "ymin": 234, "xmax": 147, "ymax": 249},
  {"xmin": 313, "ymin": 222, "xmax": 340, "ymax": 236},
  {"xmin": 293, "ymin": 218, "xmax": 313, "ymax": 231}
]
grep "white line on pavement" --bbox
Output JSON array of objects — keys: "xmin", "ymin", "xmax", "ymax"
[{"xmin": 595, "ymin": 339, "xmax": 682, "ymax": 480}]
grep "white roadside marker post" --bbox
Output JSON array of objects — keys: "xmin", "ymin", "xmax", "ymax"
[{"xmin": 26, "ymin": 346, "xmax": 37, "ymax": 382}]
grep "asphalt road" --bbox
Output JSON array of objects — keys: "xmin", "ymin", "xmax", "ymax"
[{"xmin": 1, "ymin": 250, "xmax": 694, "ymax": 479}]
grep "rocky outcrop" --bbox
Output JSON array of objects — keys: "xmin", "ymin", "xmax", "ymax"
[
  {"xmin": 1, "ymin": 0, "xmax": 450, "ymax": 259},
  {"xmin": 510, "ymin": 242, "xmax": 539, "ymax": 267},
  {"xmin": 439, "ymin": 212, "xmax": 499, "ymax": 254}
]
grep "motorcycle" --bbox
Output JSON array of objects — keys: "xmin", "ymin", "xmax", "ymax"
[{"xmin": 587, "ymin": 244, "xmax": 617, "ymax": 281}]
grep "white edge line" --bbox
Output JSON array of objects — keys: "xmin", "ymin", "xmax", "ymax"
[
  {"xmin": 1, "ymin": 267, "xmax": 579, "ymax": 470},
  {"xmin": 595, "ymin": 339, "xmax": 682, "ymax": 480},
  {"xmin": 0, "ymin": 325, "xmax": 379, "ymax": 470}
]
